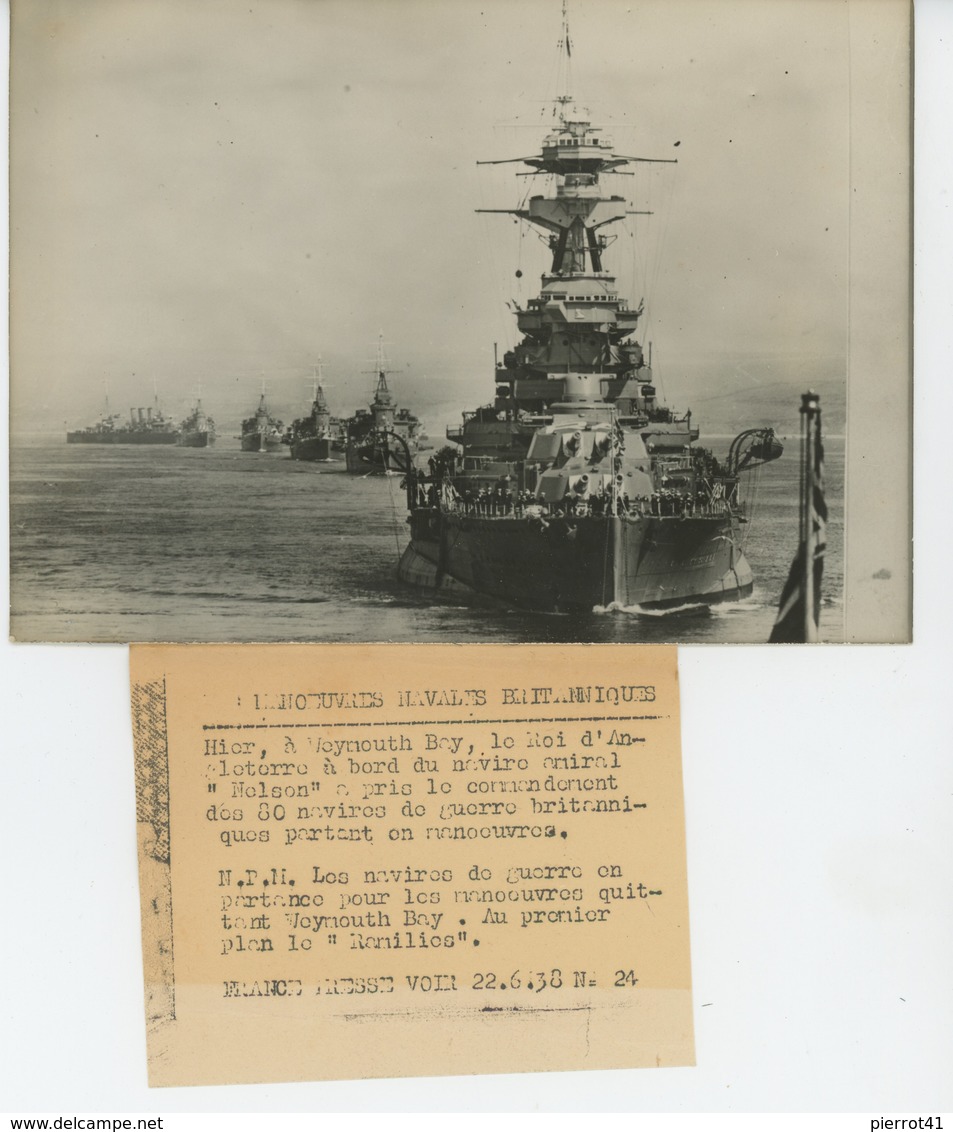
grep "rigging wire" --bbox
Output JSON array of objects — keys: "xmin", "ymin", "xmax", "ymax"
[
  {"xmin": 475, "ymin": 153, "xmax": 516, "ymax": 362},
  {"xmin": 738, "ymin": 463, "xmax": 764, "ymax": 553},
  {"xmin": 649, "ymin": 163, "xmax": 679, "ymax": 317},
  {"xmin": 386, "ymin": 474, "xmax": 405, "ymax": 560},
  {"xmin": 542, "ymin": 27, "xmax": 563, "ymax": 115},
  {"xmin": 619, "ymin": 156, "xmax": 679, "ymax": 405},
  {"xmin": 601, "ymin": 511, "xmax": 612, "ymax": 607},
  {"xmin": 382, "ymin": 444, "xmax": 408, "ymax": 560},
  {"xmin": 516, "ymin": 218, "xmax": 526, "ymax": 306}
]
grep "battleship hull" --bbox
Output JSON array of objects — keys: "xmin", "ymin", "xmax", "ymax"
[
  {"xmin": 290, "ymin": 435, "xmax": 333, "ymax": 462},
  {"xmin": 398, "ymin": 511, "xmax": 752, "ymax": 611},
  {"xmin": 66, "ymin": 430, "xmax": 178, "ymax": 445}
]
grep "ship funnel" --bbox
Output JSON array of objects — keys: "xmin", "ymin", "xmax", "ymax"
[
  {"xmin": 130, "ymin": 409, "xmax": 136, "ymax": 426},
  {"xmin": 137, "ymin": 407, "xmax": 145, "ymax": 423},
  {"xmin": 146, "ymin": 406, "xmax": 153, "ymax": 422}
]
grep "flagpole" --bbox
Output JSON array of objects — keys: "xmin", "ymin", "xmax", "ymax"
[
  {"xmin": 770, "ymin": 390, "xmax": 825, "ymax": 644},
  {"xmin": 801, "ymin": 391, "xmax": 819, "ymax": 643}
]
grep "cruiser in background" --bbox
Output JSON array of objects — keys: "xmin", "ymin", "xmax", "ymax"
[{"xmin": 67, "ymin": 393, "xmax": 179, "ymax": 445}]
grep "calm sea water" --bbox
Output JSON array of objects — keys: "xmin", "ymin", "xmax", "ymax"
[{"xmin": 9, "ymin": 436, "xmax": 843, "ymax": 644}]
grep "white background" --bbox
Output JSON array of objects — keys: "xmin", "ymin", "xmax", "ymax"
[{"xmin": 3, "ymin": 0, "xmax": 950, "ymax": 1118}]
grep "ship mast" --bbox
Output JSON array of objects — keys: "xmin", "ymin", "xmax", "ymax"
[
  {"xmin": 476, "ymin": 3, "xmax": 675, "ymax": 280},
  {"xmin": 311, "ymin": 358, "xmax": 330, "ymax": 416},
  {"xmin": 474, "ymin": 2, "xmax": 676, "ymax": 389},
  {"xmin": 555, "ymin": 0, "xmax": 573, "ymax": 114},
  {"xmin": 364, "ymin": 333, "xmax": 395, "ymax": 407}
]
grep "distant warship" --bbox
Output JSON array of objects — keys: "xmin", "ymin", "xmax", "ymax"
[
  {"xmin": 287, "ymin": 365, "xmax": 342, "ymax": 462},
  {"xmin": 397, "ymin": 3, "xmax": 781, "ymax": 611},
  {"xmin": 345, "ymin": 336, "xmax": 424, "ymax": 474},
  {"xmin": 67, "ymin": 394, "xmax": 179, "ymax": 445},
  {"xmin": 177, "ymin": 398, "xmax": 216, "ymax": 448},
  {"xmin": 240, "ymin": 389, "xmax": 284, "ymax": 453}
]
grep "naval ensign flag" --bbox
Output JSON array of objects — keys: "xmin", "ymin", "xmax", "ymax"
[{"xmin": 770, "ymin": 391, "xmax": 827, "ymax": 643}]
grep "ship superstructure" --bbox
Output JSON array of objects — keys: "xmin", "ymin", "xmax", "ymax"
[{"xmin": 397, "ymin": 4, "xmax": 781, "ymax": 612}]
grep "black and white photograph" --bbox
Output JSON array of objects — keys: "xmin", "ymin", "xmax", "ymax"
[
  {"xmin": 10, "ymin": 0, "xmax": 910, "ymax": 644},
  {"xmin": 6, "ymin": 2, "xmax": 952, "ymax": 1124}
]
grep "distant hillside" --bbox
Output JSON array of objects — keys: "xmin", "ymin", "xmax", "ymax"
[{"xmin": 689, "ymin": 378, "xmax": 846, "ymax": 440}]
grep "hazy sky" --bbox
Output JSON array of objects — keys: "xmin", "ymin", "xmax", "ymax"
[{"xmin": 11, "ymin": 0, "xmax": 856, "ymax": 431}]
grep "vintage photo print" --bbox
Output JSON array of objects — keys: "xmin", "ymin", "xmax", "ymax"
[{"xmin": 9, "ymin": 0, "xmax": 911, "ymax": 644}]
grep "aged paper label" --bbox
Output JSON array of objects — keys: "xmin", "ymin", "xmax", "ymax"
[{"xmin": 131, "ymin": 644, "xmax": 692, "ymax": 1086}]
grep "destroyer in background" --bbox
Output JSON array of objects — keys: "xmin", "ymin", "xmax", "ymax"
[
  {"xmin": 287, "ymin": 366, "xmax": 342, "ymax": 462},
  {"xmin": 345, "ymin": 337, "xmax": 425, "ymax": 474},
  {"xmin": 67, "ymin": 395, "xmax": 179, "ymax": 445},
  {"xmin": 240, "ymin": 389, "xmax": 284, "ymax": 453},
  {"xmin": 398, "ymin": 11, "xmax": 781, "ymax": 611},
  {"xmin": 177, "ymin": 398, "xmax": 216, "ymax": 448}
]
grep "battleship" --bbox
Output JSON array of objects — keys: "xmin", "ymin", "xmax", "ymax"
[
  {"xmin": 287, "ymin": 366, "xmax": 342, "ymax": 462},
  {"xmin": 396, "ymin": 6, "xmax": 782, "ymax": 612},
  {"xmin": 177, "ymin": 398, "xmax": 216, "ymax": 448},
  {"xmin": 67, "ymin": 396, "xmax": 180, "ymax": 445},
  {"xmin": 240, "ymin": 389, "xmax": 284, "ymax": 453},
  {"xmin": 345, "ymin": 337, "xmax": 424, "ymax": 474}
]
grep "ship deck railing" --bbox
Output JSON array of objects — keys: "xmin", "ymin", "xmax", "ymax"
[{"xmin": 411, "ymin": 495, "xmax": 736, "ymax": 521}]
